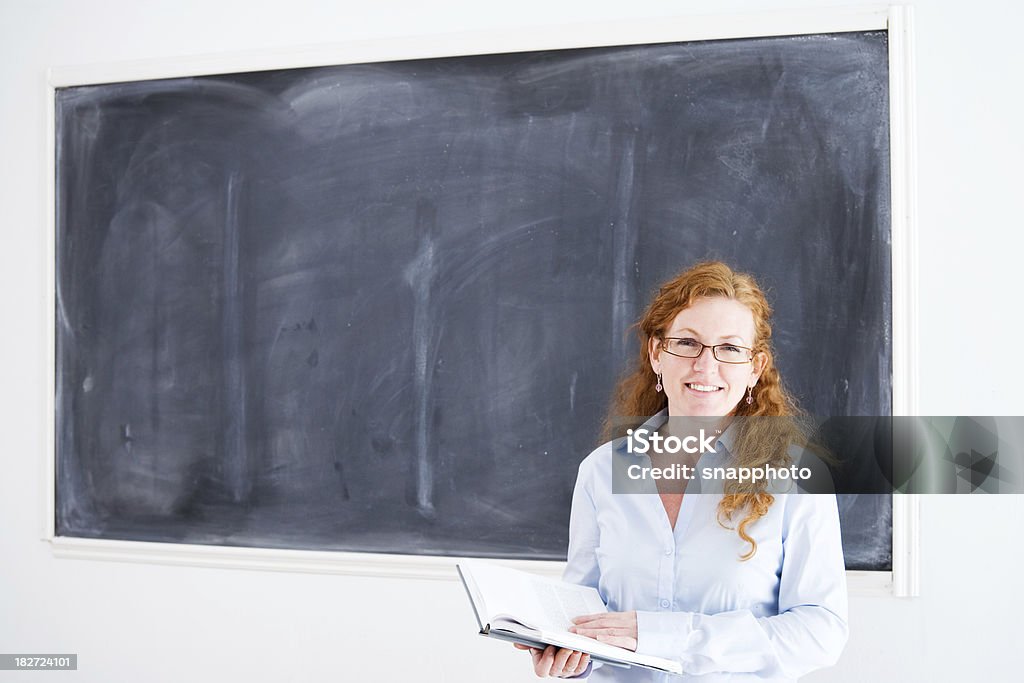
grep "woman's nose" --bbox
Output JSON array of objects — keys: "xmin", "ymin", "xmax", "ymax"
[{"xmin": 692, "ymin": 345, "xmax": 716, "ymax": 371}]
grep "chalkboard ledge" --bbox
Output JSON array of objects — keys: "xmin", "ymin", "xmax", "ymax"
[
  {"xmin": 45, "ymin": 535, "xmax": 565, "ymax": 581},
  {"xmin": 44, "ymin": 534, "xmax": 910, "ymax": 597}
]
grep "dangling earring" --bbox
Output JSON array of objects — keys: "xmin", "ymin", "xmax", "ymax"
[
  {"xmin": 655, "ymin": 372, "xmax": 663, "ymax": 393},
  {"xmin": 746, "ymin": 385, "xmax": 754, "ymax": 405}
]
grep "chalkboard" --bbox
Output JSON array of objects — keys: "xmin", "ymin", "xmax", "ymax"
[{"xmin": 55, "ymin": 31, "xmax": 892, "ymax": 570}]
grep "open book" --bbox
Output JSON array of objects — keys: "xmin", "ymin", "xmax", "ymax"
[{"xmin": 456, "ymin": 561, "xmax": 682, "ymax": 675}]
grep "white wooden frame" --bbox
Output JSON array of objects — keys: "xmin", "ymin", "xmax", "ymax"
[{"xmin": 43, "ymin": 5, "xmax": 920, "ymax": 597}]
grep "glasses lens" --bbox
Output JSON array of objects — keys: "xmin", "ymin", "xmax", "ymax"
[
  {"xmin": 664, "ymin": 338, "xmax": 702, "ymax": 357},
  {"xmin": 713, "ymin": 345, "xmax": 750, "ymax": 363}
]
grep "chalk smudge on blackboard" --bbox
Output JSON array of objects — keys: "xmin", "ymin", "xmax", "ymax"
[
  {"xmin": 405, "ymin": 199, "xmax": 438, "ymax": 517},
  {"xmin": 222, "ymin": 170, "xmax": 249, "ymax": 503}
]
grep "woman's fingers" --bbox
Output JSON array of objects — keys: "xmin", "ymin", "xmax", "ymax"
[
  {"xmin": 534, "ymin": 645, "xmax": 556, "ymax": 677},
  {"xmin": 516, "ymin": 643, "xmax": 590, "ymax": 677},
  {"xmin": 571, "ymin": 626, "xmax": 634, "ymax": 637},
  {"xmin": 551, "ymin": 649, "xmax": 589, "ymax": 678},
  {"xmin": 571, "ymin": 612, "xmax": 609, "ymax": 625},
  {"xmin": 570, "ymin": 610, "xmax": 638, "ymax": 651},
  {"xmin": 571, "ymin": 612, "xmax": 632, "ymax": 628},
  {"xmin": 592, "ymin": 633, "xmax": 637, "ymax": 651},
  {"xmin": 561, "ymin": 649, "xmax": 583, "ymax": 676},
  {"xmin": 542, "ymin": 647, "xmax": 590, "ymax": 678},
  {"xmin": 550, "ymin": 647, "xmax": 572, "ymax": 674}
]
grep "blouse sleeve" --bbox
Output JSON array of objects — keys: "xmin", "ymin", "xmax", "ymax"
[
  {"xmin": 561, "ymin": 458, "xmax": 603, "ymax": 679},
  {"xmin": 563, "ymin": 459, "xmax": 602, "ymax": 591},
  {"xmin": 634, "ymin": 493, "xmax": 849, "ymax": 679}
]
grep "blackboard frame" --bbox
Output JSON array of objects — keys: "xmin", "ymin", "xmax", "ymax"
[{"xmin": 42, "ymin": 5, "xmax": 920, "ymax": 597}]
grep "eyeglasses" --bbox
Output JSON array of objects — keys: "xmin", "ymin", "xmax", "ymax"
[{"xmin": 660, "ymin": 337, "xmax": 753, "ymax": 364}]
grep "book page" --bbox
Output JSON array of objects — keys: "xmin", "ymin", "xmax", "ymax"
[
  {"xmin": 460, "ymin": 562, "xmax": 683, "ymax": 675},
  {"xmin": 460, "ymin": 561, "xmax": 606, "ymax": 632},
  {"xmin": 529, "ymin": 577, "xmax": 605, "ymax": 631}
]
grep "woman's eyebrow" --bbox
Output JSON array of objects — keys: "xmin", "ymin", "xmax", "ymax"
[{"xmin": 669, "ymin": 327, "xmax": 747, "ymax": 343}]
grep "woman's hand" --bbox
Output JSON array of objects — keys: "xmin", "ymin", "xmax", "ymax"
[
  {"xmin": 513, "ymin": 643, "xmax": 590, "ymax": 678},
  {"xmin": 569, "ymin": 611, "xmax": 638, "ymax": 651}
]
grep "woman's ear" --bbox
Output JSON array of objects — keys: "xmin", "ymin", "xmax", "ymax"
[
  {"xmin": 751, "ymin": 352, "xmax": 768, "ymax": 382},
  {"xmin": 648, "ymin": 336, "xmax": 662, "ymax": 373}
]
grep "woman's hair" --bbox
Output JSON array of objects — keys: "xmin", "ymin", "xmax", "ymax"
[{"xmin": 602, "ymin": 260, "xmax": 804, "ymax": 560}]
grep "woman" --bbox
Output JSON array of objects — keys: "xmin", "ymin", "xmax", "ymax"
[{"xmin": 517, "ymin": 261, "xmax": 848, "ymax": 680}]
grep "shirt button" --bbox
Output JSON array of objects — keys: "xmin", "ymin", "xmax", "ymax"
[
  {"xmin": 664, "ymin": 548, "xmax": 672, "ymax": 556},
  {"xmin": 660, "ymin": 599, "xmax": 670, "ymax": 608}
]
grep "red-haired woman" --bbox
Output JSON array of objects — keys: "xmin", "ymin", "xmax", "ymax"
[{"xmin": 518, "ymin": 261, "xmax": 848, "ymax": 681}]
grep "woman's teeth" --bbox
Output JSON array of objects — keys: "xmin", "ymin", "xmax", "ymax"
[{"xmin": 687, "ymin": 383, "xmax": 721, "ymax": 392}]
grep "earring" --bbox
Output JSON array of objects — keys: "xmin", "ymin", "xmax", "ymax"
[
  {"xmin": 655, "ymin": 372, "xmax": 663, "ymax": 393},
  {"xmin": 746, "ymin": 385, "xmax": 754, "ymax": 405}
]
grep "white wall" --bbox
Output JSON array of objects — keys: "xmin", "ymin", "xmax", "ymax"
[{"xmin": 2, "ymin": 1, "xmax": 1023, "ymax": 681}]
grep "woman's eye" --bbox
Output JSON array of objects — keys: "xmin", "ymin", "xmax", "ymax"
[
  {"xmin": 721, "ymin": 345, "xmax": 741, "ymax": 353},
  {"xmin": 675, "ymin": 338, "xmax": 700, "ymax": 348}
]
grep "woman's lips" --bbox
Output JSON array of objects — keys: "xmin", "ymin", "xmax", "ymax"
[{"xmin": 685, "ymin": 382, "xmax": 723, "ymax": 397}]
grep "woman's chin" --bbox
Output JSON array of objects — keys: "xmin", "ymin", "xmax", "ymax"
[{"xmin": 671, "ymin": 397, "xmax": 729, "ymax": 417}]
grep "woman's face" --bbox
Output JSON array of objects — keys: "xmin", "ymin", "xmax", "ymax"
[{"xmin": 649, "ymin": 296, "xmax": 767, "ymax": 417}]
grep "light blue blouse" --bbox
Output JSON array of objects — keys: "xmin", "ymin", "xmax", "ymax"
[{"xmin": 563, "ymin": 413, "xmax": 849, "ymax": 681}]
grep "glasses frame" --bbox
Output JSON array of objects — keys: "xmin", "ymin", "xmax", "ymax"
[{"xmin": 659, "ymin": 337, "xmax": 754, "ymax": 364}]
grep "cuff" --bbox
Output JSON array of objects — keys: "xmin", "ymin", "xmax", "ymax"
[{"xmin": 635, "ymin": 610, "xmax": 696, "ymax": 661}]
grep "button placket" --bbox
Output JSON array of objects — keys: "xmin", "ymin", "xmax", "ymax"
[{"xmin": 657, "ymin": 530, "xmax": 675, "ymax": 611}]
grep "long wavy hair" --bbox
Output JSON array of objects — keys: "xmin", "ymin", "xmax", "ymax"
[{"xmin": 602, "ymin": 261, "xmax": 804, "ymax": 560}]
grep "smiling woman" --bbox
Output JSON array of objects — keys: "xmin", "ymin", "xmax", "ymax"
[
  {"xmin": 518, "ymin": 262, "xmax": 849, "ymax": 681},
  {"xmin": 651, "ymin": 297, "xmax": 767, "ymax": 418}
]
